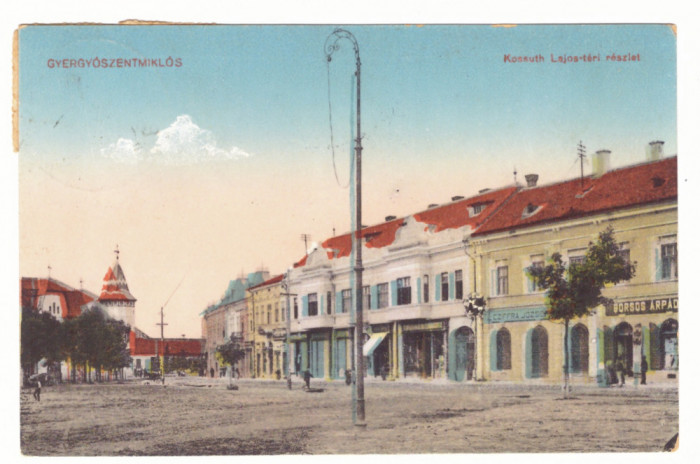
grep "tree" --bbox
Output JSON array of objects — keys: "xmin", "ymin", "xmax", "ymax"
[
  {"xmin": 216, "ymin": 337, "xmax": 245, "ymax": 386},
  {"xmin": 21, "ymin": 306, "xmax": 62, "ymax": 378},
  {"xmin": 527, "ymin": 226, "xmax": 635, "ymax": 396}
]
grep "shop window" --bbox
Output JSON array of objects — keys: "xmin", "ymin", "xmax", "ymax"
[
  {"xmin": 275, "ymin": 303, "xmax": 279, "ymax": 322},
  {"xmin": 307, "ymin": 294, "xmax": 318, "ymax": 316},
  {"xmin": 342, "ymin": 289, "xmax": 352, "ymax": 313},
  {"xmin": 441, "ymin": 272, "xmax": 449, "ymax": 301},
  {"xmin": 613, "ymin": 322, "xmax": 633, "ymax": 374},
  {"xmin": 455, "ymin": 270, "xmax": 464, "ymax": 300},
  {"xmin": 378, "ymin": 283, "xmax": 389, "ymax": 309},
  {"xmin": 397, "ymin": 277, "xmax": 411, "ymax": 305},
  {"xmin": 570, "ymin": 324, "xmax": 589, "ymax": 374},
  {"xmin": 496, "ymin": 328, "xmax": 511, "ymax": 370},
  {"xmin": 660, "ymin": 319, "xmax": 678, "ymax": 370},
  {"xmin": 267, "ymin": 304, "xmax": 271, "ymax": 324},
  {"xmin": 423, "ymin": 275, "xmax": 429, "ymax": 303}
]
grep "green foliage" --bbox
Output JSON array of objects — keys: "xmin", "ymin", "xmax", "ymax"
[
  {"xmin": 21, "ymin": 306, "xmax": 62, "ymax": 372},
  {"xmin": 527, "ymin": 226, "xmax": 636, "ymax": 322},
  {"xmin": 216, "ymin": 337, "xmax": 245, "ymax": 367}
]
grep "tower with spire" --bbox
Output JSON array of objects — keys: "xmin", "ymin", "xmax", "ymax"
[{"xmin": 97, "ymin": 245, "xmax": 137, "ymax": 327}]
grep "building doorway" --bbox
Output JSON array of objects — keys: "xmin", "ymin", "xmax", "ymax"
[
  {"xmin": 453, "ymin": 326, "xmax": 475, "ymax": 381},
  {"xmin": 613, "ymin": 322, "xmax": 633, "ymax": 374}
]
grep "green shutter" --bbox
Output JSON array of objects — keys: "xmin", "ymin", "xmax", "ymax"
[
  {"xmin": 490, "ymin": 330, "xmax": 498, "ymax": 372},
  {"xmin": 655, "ymin": 248, "xmax": 662, "ymax": 281},
  {"xmin": 525, "ymin": 267, "xmax": 533, "ymax": 293},
  {"xmin": 319, "ymin": 296, "xmax": 324, "ymax": 315},
  {"xmin": 435, "ymin": 275, "xmax": 440, "ymax": 302},
  {"xmin": 371, "ymin": 285, "xmax": 378, "ymax": 310},
  {"xmin": 447, "ymin": 330, "xmax": 456, "ymax": 380},
  {"xmin": 565, "ymin": 325, "xmax": 573, "ymax": 374},
  {"xmin": 525, "ymin": 328, "xmax": 533, "ymax": 379},
  {"xmin": 302, "ymin": 295, "xmax": 308, "ymax": 317},
  {"xmin": 391, "ymin": 280, "xmax": 398, "ymax": 306},
  {"xmin": 596, "ymin": 328, "xmax": 605, "ymax": 368},
  {"xmin": 643, "ymin": 326, "xmax": 651, "ymax": 369},
  {"xmin": 491, "ymin": 269, "xmax": 497, "ymax": 296},
  {"xmin": 449, "ymin": 272, "xmax": 455, "ymax": 300},
  {"xmin": 416, "ymin": 277, "xmax": 421, "ymax": 304},
  {"xmin": 336, "ymin": 291, "xmax": 343, "ymax": 314},
  {"xmin": 649, "ymin": 323, "xmax": 661, "ymax": 370},
  {"xmin": 604, "ymin": 326, "xmax": 613, "ymax": 365}
]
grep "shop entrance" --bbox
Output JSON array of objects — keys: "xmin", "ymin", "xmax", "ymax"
[
  {"xmin": 453, "ymin": 326, "xmax": 475, "ymax": 381},
  {"xmin": 613, "ymin": 322, "xmax": 633, "ymax": 374},
  {"xmin": 403, "ymin": 330, "xmax": 445, "ymax": 378},
  {"xmin": 531, "ymin": 325, "xmax": 549, "ymax": 378}
]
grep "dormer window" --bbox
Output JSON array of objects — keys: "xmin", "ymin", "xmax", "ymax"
[
  {"xmin": 521, "ymin": 203, "xmax": 542, "ymax": 219},
  {"xmin": 469, "ymin": 203, "xmax": 487, "ymax": 217},
  {"xmin": 652, "ymin": 176, "xmax": 666, "ymax": 188}
]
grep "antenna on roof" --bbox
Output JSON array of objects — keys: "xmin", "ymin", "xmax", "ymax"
[
  {"xmin": 577, "ymin": 140, "xmax": 587, "ymax": 188},
  {"xmin": 513, "ymin": 166, "xmax": 518, "ymax": 185},
  {"xmin": 47, "ymin": 265, "xmax": 52, "ymax": 279},
  {"xmin": 301, "ymin": 233, "xmax": 312, "ymax": 256},
  {"xmin": 79, "ymin": 278, "xmax": 83, "ymax": 290},
  {"xmin": 114, "ymin": 244, "xmax": 120, "ymax": 261}
]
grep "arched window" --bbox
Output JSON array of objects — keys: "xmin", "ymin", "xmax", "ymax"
[
  {"xmin": 531, "ymin": 325, "xmax": 548, "ymax": 378},
  {"xmin": 496, "ymin": 328, "xmax": 511, "ymax": 370},
  {"xmin": 660, "ymin": 319, "xmax": 678, "ymax": 370},
  {"xmin": 570, "ymin": 324, "xmax": 589, "ymax": 374}
]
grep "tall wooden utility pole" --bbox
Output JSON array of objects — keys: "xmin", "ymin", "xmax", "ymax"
[
  {"xmin": 325, "ymin": 28, "xmax": 366, "ymax": 426},
  {"xmin": 577, "ymin": 140, "xmax": 586, "ymax": 187}
]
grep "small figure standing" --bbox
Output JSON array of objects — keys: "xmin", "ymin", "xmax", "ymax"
[
  {"xmin": 210, "ymin": 367, "xmax": 215, "ymax": 378},
  {"xmin": 33, "ymin": 379, "xmax": 42, "ymax": 402},
  {"xmin": 616, "ymin": 360, "xmax": 626, "ymax": 387},
  {"xmin": 303, "ymin": 369, "xmax": 312, "ymax": 390},
  {"xmin": 641, "ymin": 356, "xmax": 648, "ymax": 385}
]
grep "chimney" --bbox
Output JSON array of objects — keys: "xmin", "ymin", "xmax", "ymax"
[
  {"xmin": 524, "ymin": 174, "xmax": 539, "ymax": 187},
  {"xmin": 592, "ymin": 149, "xmax": 611, "ymax": 178},
  {"xmin": 385, "ymin": 215, "xmax": 397, "ymax": 222},
  {"xmin": 478, "ymin": 188, "xmax": 491, "ymax": 194},
  {"xmin": 428, "ymin": 204, "xmax": 439, "ymax": 209},
  {"xmin": 451, "ymin": 195, "xmax": 464, "ymax": 201},
  {"xmin": 647, "ymin": 140, "xmax": 665, "ymax": 161}
]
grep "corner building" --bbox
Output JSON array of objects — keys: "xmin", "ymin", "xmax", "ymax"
[
  {"xmin": 471, "ymin": 148, "xmax": 677, "ymax": 385},
  {"xmin": 288, "ymin": 187, "xmax": 517, "ymax": 382}
]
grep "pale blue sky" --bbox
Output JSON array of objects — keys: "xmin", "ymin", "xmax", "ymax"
[{"xmin": 17, "ymin": 24, "xmax": 678, "ymax": 338}]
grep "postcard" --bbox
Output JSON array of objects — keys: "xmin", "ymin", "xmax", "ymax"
[{"xmin": 15, "ymin": 23, "xmax": 679, "ymax": 457}]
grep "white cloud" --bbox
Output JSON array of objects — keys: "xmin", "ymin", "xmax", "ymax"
[
  {"xmin": 100, "ymin": 137, "xmax": 142, "ymax": 164},
  {"xmin": 102, "ymin": 115, "xmax": 251, "ymax": 165},
  {"xmin": 150, "ymin": 115, "xmax": 251, "ymax": 165}
]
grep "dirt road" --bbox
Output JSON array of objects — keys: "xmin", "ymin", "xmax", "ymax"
[{"xmin": 20, "ymin": 377, "xmax": 678, "ymax": 455}]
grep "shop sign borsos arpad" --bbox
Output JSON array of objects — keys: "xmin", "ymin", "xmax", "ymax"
[{"xmin": 605, "ymin": 296, "xmax": 678, "ymax": 316}]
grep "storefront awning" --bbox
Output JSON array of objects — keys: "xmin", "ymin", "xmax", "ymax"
[{"xmin": 363, "ymin": 332, "xmax": 388, "ymax": 357}]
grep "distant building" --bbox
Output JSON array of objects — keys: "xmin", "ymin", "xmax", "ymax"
[
  {"xmin": 247, "ymin": 274, "xmax": 285, "ymax": 380},
  {"xmin": 21, "ymin": 248, "xmax": 205, "ymax": 381},
  {"xmin": 200, "ymin": 271, "xmax": 269, "ymax": 378}
]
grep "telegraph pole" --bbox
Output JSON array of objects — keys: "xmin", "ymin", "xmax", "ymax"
[
  {"xmin": 325, "ymin": 28, "xmax": 365, "ymax": 426},
  {"xmin": 281, "ymin": 271, "xmax": 296, "ymax": 390},
  {"xmin": 300, "ymin": 234, "xmax": 311, "ymax": 256},
  {"xmin": 157, "ymin": 306, "xmax": 168, "ymax": 384},
  {"xmin": 577, "ymin": 140, "xmax": 586, "ymax": 187}
]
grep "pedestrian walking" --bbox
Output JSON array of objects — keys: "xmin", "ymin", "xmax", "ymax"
[
  {"xmin": 303, "ymin": 369, "xmax": 312, "ymax": 390},
  {"xmin": 33, "ymin": 379, "xmax": 42, "ymax": 402},
  {"xmin": 641, "ymin": 356, "xmax": 648, "ymax": 385}
]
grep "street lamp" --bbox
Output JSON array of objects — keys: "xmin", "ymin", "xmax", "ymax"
[{"xmin": 463, "ymin": 293, "xmax": 486, "ymax": 381}]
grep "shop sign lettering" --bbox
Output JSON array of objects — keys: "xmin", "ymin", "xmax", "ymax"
[
  {"xmin": 605, "ymin": 297, "xmax": 678, "ymax": 316},
  {"xmin": 485, "ymin": 307, "xmax": 547, "ymax": 324}
]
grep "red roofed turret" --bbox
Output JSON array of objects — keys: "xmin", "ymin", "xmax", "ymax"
[{"xmin": 98, "ymin": 245, "xmax": 136, "ymax": 328}]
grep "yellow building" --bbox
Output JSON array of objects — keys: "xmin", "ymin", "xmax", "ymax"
[
  {"xmin": 471, "ymin": 147, "xmax": 677, "ymax": 385},
  {"xmin": 248, "ymin": 274, "xmax": 287, "ymax": 380}
]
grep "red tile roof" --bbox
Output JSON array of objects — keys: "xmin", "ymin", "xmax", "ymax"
[
  {"xmin": 131, "ymin": 335, "xmax": 205, "ymax": 356},
  {"xmin": 98, "ymin": 260, "xmax": 136, "ymax": 302},
  {"xmin": 20, "ymin": 277, "xmax": 97, "ymax": 319},
  {"xmin": 413, "ymin": 187, "xmax": 518, "ymax": 233},
  {"xmin": 473, "ymin": 156, "xmax": 677, "ymax": 236},
  {"xmin": 248, "ymin": 274, "xmax": 284, "ymax": 291},
  {"xmin": 321, "ymin": 217, "xmax": 406, "ymax": 260}
]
